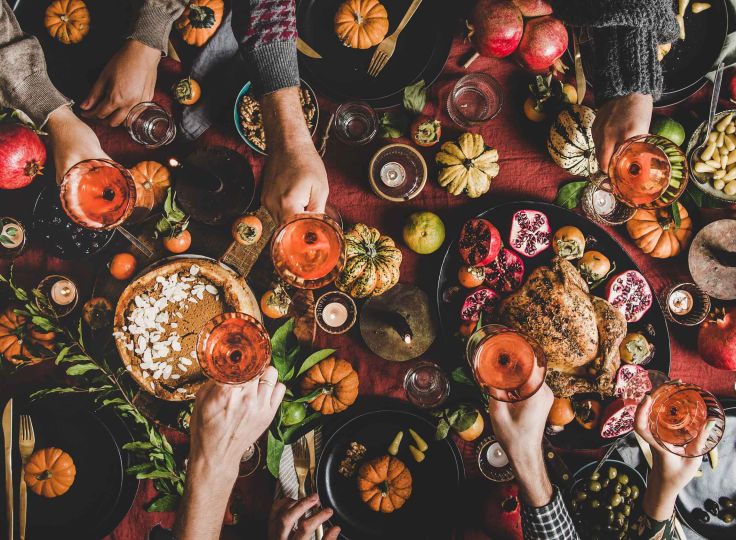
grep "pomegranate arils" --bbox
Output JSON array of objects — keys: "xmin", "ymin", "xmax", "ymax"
[
  {"xmin": 459, "ymin": 219, "xmax": 502, "ymax": 266},
  {"xmin": 606, "ymin": 270, "xmax": 653, "ymax": 323},
  {"xmin": 599, "ymin": 398, "xmax": 637, "ymax": 439},
  {"xmin": 509, "ymin": 210, "xmax": 551, "ymax": 257},
  {"xmin": 484, "ymin": 248, "xmax": 525, "ymax": 293},
  {"xmin": 461, "ymin": 288, "xmax": 500, "ymax": 321},
  {"xmin": 614, "ymin": 365, "xmax": 652, "ymax": 402}
]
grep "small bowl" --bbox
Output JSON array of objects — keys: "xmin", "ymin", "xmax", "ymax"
[
  {"xmin": 233, "ymin": 79, "xmax": 320, "ymax": 156},
  {"xmin": 686, "ymin": 109, "xmax": 736, "ymax": 204}
]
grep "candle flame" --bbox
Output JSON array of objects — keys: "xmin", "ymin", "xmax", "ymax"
[{"xmin": 404, "ymin": 334, "xmax": 412, "ymax": 345}]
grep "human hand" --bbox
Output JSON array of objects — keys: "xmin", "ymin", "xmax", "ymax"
[
  {"xmin": 592, "ymin": 93, "xmax": 653, "ymax": 173},
  {"xmin": 80, "ymin": 39, "xmax": 160, "ymax": 127},
  {"xmin": 46, "ymin": 105, "xmax": 109, "ymax": 184},
  {"xmin": 268, "ymin": 494, "xmax": 341, "ymax": 540}
]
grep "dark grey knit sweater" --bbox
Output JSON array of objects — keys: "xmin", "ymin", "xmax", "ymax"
[{"xmin": 550, "ymin": 0, "xmax": 680, "ymax": 102}]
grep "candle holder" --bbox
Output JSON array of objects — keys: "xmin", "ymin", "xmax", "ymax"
[
  {"xmin": 581, "ymin": 174, "xmax": 636, "ymax": 225},
  {"xmin": 35, "ymin": 274, "xmax": 78, "ymax": 318},
  {"xmin": 315, "ymin": 291, "xmax": 357, "ymax": 335},
  {"xmin": 0, "ymin": 217, "xmax": 27, "ymax": 259},
  {"xmin": 368, "ymin": 144, "xmax": 427, "ymax": 202},
  {"xmin": 661, "ymin": 282, "xmax": 711, "ymax": 326},
  {"xmin": 476, "ymin": 435, "xmax": 514, "ymax": 482}
]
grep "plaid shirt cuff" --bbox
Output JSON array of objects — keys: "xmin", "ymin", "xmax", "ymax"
[{"xmin": 521, "ymin": 486, "xmax": 580, "ymax": 540}]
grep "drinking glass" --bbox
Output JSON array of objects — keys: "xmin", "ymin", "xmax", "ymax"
[
  {"xmin": 125, "ymin": 102, "xmax": 176, "ymax": 148},
  {"xmin": 403, "ymin": 361, "xmax": 450, "ymax": 408},
  {"xmin": 648, "ymin": 381, "xmax": 725, "ymax": 457},
  {"xmin": 447, "ymin": 73, "xmax": 503, "ymax": 128},
  {"xmin": 0, "ymin": 217, "xmax": 26, "ymax": 259},
  {"xmin": 466, "ymin": 325, "xmax": 546, "ymax": 402},
  {"xmin": 333, "ymin": 101, "xmax": 378, "ymax": 145},
  {"xmin": 270, "ymin": 213, "xmax": 345, "ymax": 289}
]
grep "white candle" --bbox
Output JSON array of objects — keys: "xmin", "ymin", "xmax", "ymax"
[
  {"xmin": 379, "ymin": 162, "xmax": 406, "ymax": 188},
  {"xmin": 50, "ymin": 279, "xmax": 77, "ymax": 306},
  {"xmin": 668, "ymin": 289, "xmax": 693, "ymax": 316},
  {"xmin": 592, "ymin": 189, "xmax": 616, "ymax": 215},
  {"xmin": 486, "ymin": 442, "xmax": 509, "ymax": 468},
  {"xmin": 322, "ymin": 302, "xmax": 348, "ymax": 327}
]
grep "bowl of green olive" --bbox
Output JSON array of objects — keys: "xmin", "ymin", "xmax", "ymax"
[{"xmin": 569, "ymin": 460, "xmax": 645, "ymax": 540}]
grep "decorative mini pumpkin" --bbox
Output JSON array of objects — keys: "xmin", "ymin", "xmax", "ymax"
[
  {"xmin": 175, "ymin": 0, "xmax": 224, "ymax": 47},
  {"xmin": 0, "ymin": 307, "xmax": 53, "ymax": 366},
  {"xmin": 129, "ymin": 161, "xmax": 172, "ymax": 208},
  {"xmin": 547, "ymin": 105, "xmax": 599, "ymax": 177},
  {"xmin": 357, "ymin": 455, "xmax": 412, "ymax": 513},
  {"xmin": 24, "ymin": 447, "xmax": 76, "ymax": 498},
  {"xmin": 336, "ymin": 223, "xmax": 402, "ymax": 298},
  {"xmin": 334, "ymin": 0, "xmax": 389, "ymax": 49},
  {"xmin": 626, "ymin": 202, "xmax": 693, "ymax": 258},
  {"xmin": 300, "ymin": 357, "xmax": 359, "ymax": 414},
  {"xmin": 436, "ymin": 133, "xmax": 500, "ymax": 198},
  {"xmin": 44, "ymin": 0, "xmax": 90, "ymax": 45}
]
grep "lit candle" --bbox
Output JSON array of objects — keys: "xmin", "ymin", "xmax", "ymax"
[
  {"xmin": 486, "ymin": 442, "xmax": 509, "ymax": 468},
  {"xmin": 322, "ymin": 301, "xmax": 348, "ymax": 327},
  {"xmin": 592, "ymin": 189, "xmax": 616, "ymax": 216},
  {"xmin": 50, "ymin": 279, "xmax": 77, "ymax": 306},
  {"xmin": 668, "ymin": 289, "xmax": 693, "ymax": 316},
  {"xmin": 380, "ymin": 162, "xmax": 406, "ymax": 188}
]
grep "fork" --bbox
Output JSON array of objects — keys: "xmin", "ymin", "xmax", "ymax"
[
  {"xmin": 293, "ymin": 437, "xmax": 309, "ymax": 499},
  {"xmin": 18, "ymin": 415, "xmax": 35, "ymax": 540},
  {"xmin": 367, "ymin": 0, "xmax": 423, "ymax": 77}
]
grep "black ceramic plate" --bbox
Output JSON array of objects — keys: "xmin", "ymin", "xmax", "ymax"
[
  {"xmin": 675, "ymin": 400, "xmax": 736, "ymax": 539},
  {"xmin": 296, "ymin": 0, "xmax": 453, "ymax": 109},
  {"xmin": 435, "ymin": 201, "xmax": 671, "ymax": 450},
  {"xmin": 316, "ymin": 403, "xmax": 464, "ymax": 540},
  {"xmin": 1, "ymin": 395, "xmax": 139, "ymax": 539}
]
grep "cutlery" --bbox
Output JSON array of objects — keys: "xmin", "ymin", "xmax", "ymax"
[
  {"xmin": 297, "ymin": 38, "xmax": 322, "ymax": 60},
  {"xmin": 293, "ymin": 437, "xmax": 309, "ymax": 499},
  {"xmin": 2, "ymin": 399, "xmax": 13, "ymax": 540},
  {"xmin": 305, "ymin": 430, "xmax": 323, "ymax": 540},
  {"xmin": 591, "ymin": 436, "xmax": 626, "ymax": 477},
  {"xmin": 367, "ymin": 0, "xmax": 423, "ymax": 77},
  {"xmin": 18, "ymin": 415, "xmax": 35, "ymax": 540},
  {"xmin": 689, "ymin": 61, "xmax": 724, "ymax": 184}
]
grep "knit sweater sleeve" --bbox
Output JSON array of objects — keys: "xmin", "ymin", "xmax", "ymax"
[
  {"xmin": 232, "ymin": 0, "xmax": 300, "ymax": 97},
  {"xmin": 0, "ymin": 0, "xmax": 69, "ymax": 127},
  {"xmin": 129, "ymin": 0, "xmax": 187, "ymax": 53}
]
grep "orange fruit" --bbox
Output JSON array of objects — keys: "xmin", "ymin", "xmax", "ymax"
[
  {"xmin": 547, "ymin": 397, "xmax": 575, "ymax": 427},
  {"xmin": 163, "ymin": 230, "xmax": 191, "ymax": 254},
  {"xmin": 458, "ymin": 266, "xmax": 485, "ymax": 288},
  {"xmin": 523, "ymin": 96, "xmax": 546, "ymax": 122},
  {"xmin": 260, "ymin": 289, "xmax": 290, "ymax": 319},
  {"xmin": 231, "ymin": 214, "xmax": 263, "ymax": 246},
  {"xmin": 110, "ymin": 253, "xmax": 137, "ymax": 281},
  {"xmin": 457, "ymin": 411, "xmax": 484, "ymax": 441},
  {"xmin": 562, "ymin": 83, "xmax": 578, "ymax": 104}
]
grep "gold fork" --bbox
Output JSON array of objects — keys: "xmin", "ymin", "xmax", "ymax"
[
  {"xmin": 367, "ymin": 0, "xmax": 423, "ymax": 77},
  {"xmin": 18, "ymin": 415, "xmax": 35, "ymax": 540},
  {"xmin": 293, "ymin": 437, "xmax": 309, "ymax": 499}
]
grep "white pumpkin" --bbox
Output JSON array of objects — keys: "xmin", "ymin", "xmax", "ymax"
[{"xmin": 547, "ymin": 105, "xmax": 599, "ymax": 177}]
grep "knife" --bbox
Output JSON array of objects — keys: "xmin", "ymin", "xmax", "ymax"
[
  {"xmin": 3, "ymin": 399, "xmax": 13, "ymax": 540},
  {"xmin": 297, "ymin": 38, "xmax": 322, "ymax": 59},
  {"xmin": 305, "ymin": 430, "xmax": 323, "ymax": 540}
]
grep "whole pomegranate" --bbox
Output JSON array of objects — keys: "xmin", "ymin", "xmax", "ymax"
[
  {"xmin": 514, "ymin": 15, "xmax": 568, "ymax": 72},
  {"xmin": 698, "ymin": 307, "xmax": 736, "ymax": 371},
  {"xmin": 512, "ymin": 0, "xmax": 552, "ymax": 17},
  {"xmin": 0, "ymin": 123, "xmax": 46, "ymax": 190},
  {"xmin": 479, "ymin": 481, "xmax": 523, "ymax": 540},
  {"xmin": 468, "ymin": 0, "xmax": 524, "ymax": 58}
]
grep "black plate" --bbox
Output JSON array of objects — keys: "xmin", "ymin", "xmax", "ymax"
[
  {"xmin": 316, "ymin": 402, "xmax": 464, "ymax": 540},
  {"xmin": 2, "ymin": 395, "xmax": 139, "ymax": 539},
  {"xmin": 296, "ymin": 0, "xmax": 453, "ymax": 109},
  {"xmin": 675, "ymin": 400, "xmax": 736, "ymax": 539},
  {"xmin": 435, "ymin": 201, "xmax": 671, "ymax": 450}
]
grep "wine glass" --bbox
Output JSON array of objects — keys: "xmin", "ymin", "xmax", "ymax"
[
  {"xmin": 196, "ymin": 312, "xmax": 272, "ymax": 475},
  {"xmin": 466, "ymin": 325, "xmax": 546, "ymax": 402},
  {"xmin": 270, "ymin": 213, "xmax": 345, "ymax": 289}
]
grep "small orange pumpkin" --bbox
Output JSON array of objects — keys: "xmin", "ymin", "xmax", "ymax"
[
  {"xmin": 24, "ymin": 447, "xmax": 76, "ymax": 498},
  {"xmin": 626, "ymin": 202, "xmax": 693, "ymax": 258},
  {"xmin": 334, "ymin": 0, "xmax": 389, "ymax": 49},
  {"xmin": 175, "ymin": 0, "xmax": 224, "ymax": 47},
  {"xmin": 129, "ymin": 161, "xmax": 172, "ymax": 208},
  {"xmin": 300, "ymin": 357, "xmax": 359, "ymax": 414},
  {"xmin": 0, "ymin": 307, "xmax": 54, "ymax": 366},
  {"xmin": 44, "ymin": 0, "xmax": 90, "ymax": 45},
  {"xmin": 357, "ymin": 455, "xmax": 412, "ymax": 513}
]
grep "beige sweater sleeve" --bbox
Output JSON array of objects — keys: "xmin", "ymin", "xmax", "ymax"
[
  {"xmin": 0, "ymin": 0, "xmax": 69, "ymax": 127},
  {"xmin": 129, "ymin": 0, "xmax": 188, "ymax": 53}
]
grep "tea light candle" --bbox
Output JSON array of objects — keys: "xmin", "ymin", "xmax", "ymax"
[
  {"xmin": 380, "ymin": 162, "xmax": 406, "ymax": 188},
  {"xmin": 592, "ymin": 189, "xmax": 616, "ymax": 216},
  {"xmin": 322, "ymin": 301, "xmax": 349, "ymax": 328},
  {"xmin": 668, "ymin": 289, "xmax": 693, "ymax": 316},
  {"xmin": 486, "ymin": 442, "xmax": 509, "ymax": 468},
  {"xmin": 315, "ymin": 291, "xmax": 357, "ymax": 335},
  {"xmin": 50, "ymin": 279, "xmax": 77, "ymax": 306}
]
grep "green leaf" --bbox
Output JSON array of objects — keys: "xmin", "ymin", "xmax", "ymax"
[
  {"xmin": 683, "ymin": 183, "xmax": 729, "ymax": 208},
  {"xmin": 122, "ymin": 441, "xmax": 155, "ymax": 451},
  {"xmin": 446, "ymin": 408, "xmax": 461, "ymax": 426},
  {"xmin": 146, "ymin": 494, "xmax": 180, "ymax": 513},
  {"xmin": 291, "ymin": 388, "xmax": 324, "ymax": 403},
  {"xmin": 66, "ymin": 363, "xmax": 101, "ymax": 376},
  {"xmin": 435, "ymin": 419, "xmax": 451, "ymax": 440},
  {"xmin": 450, "ymin": 367, "xmax": 475, "ymax": 387},
  {"xmin": 454, "ymin": 410, "xmax": 479, "ymax": 432},
  {"xmin": 403, "ymin": 79, "xmax": 427, "ymax": 115},
  {"xmin": 125, "ymin": 463, "xmax": 155, "ymax": 475},
  {"xmin": 55, "ymin": 346, "xmax": 71, "ymax": 365},
  {"xmin": 271, "ymin": 318, "xmax": 296, "ymax": 380},
  {"xmin": 555, "ymin": 180, "xmax": 588, "ymax": 209},
  {"xmin": 671, "ymin": 202, "xmax": 681, "ymax": 229},
  {"xmin": 296, "ymin": 349, "xmax": 335, "ymax": 378},
  {"xmin": 267, "ymin": 430, "xmax": 285, "ymax": 478},
  {"xmin": 136, "ymin": 470, "xmax": 175, "ymax": 480},
  {"xmin": 379, "ymin": 110, "xmax": 409, "ymax": 139},
  {"xmin": 281, "ymin": 412, "xmax": 321, "ymax": 445}
]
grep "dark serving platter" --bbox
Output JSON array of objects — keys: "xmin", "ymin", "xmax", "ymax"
[
  {"xmin": 435, "ymin": 201, "xmax": 671, "ymax": 450},
  {"xmin": 296, "ymin": 0, "xmax": 454, "ymax": 109},
  {"xmin": 316, "ymin": 399, "xmax": 464, "ymax": 540}
]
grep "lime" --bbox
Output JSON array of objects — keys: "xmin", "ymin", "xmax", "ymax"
[
  {"xmin": 403, "ymin": 211, "xmax": 445, "ymax": 254},
  {"xmin": 650, "ymin": 115, "xmax": 685, "ymax": 146},
  {"xmin": 281, "ymin": 402, "xmax": 306, "ymax": 427}
]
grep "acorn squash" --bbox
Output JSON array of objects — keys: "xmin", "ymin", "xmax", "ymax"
[
  {"xmin": 436, "ymin": 133, "xmax": 499, "ymax": 198},
  {"xmin": 547, "ymin": 105, "xmax": 599, "ymax": 177},
  {"xmin": 336, "ymin": 224, "xmax": 402, "ymax": 298}
]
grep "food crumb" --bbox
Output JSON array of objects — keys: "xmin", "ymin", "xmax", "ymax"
[{"xmin": 338, "ymin": 441, "xmax": 367, "ymax": 478}]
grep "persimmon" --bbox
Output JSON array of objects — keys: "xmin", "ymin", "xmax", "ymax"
[
  {"xmin": 110, "ymin": 253, "xmax": 137, "ymax": 281},
  {"xmin": 163, "ymin": 230, "xmax": 192, "ymax": 254}
]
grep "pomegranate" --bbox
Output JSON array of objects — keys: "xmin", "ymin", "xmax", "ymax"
[
  {"xmin": 0, "ymin": 123, "xmax": 46, "ymax": 190},
  {"xmin": 698, "ymin": 307, "xmax": 736, "ymax": 371},
  {"xmin": 508, "ymin": 209, "xmax": 551, "ymax": 257},
  {"xmin": 461, "ymin": 288, "xmax": 500, "ymax": 321},
  {"xmin": 514, "ymin": 15, "xmax": 568, "ymax": 72},
  {"xmin": 512, "ymin": 0, "xmax": 552, "ymax": 16},
  {"xmin": 479, "ymin": 481, "xmax": 523, "ymax": 540},
  {"xmin": 459, "ymin": 218, "xmax": 502, "ymax": 267},
  {"xmin": 605, "ymin": 270, "xmax": 653, "ymax": 323},
  {"xmin": 599, "ymin": 398, "xmax": 638, "ymax": 439},
  {"xmin": 484, "ymin": 248, "xmax": 525, "ymax": 293},
  {"xmin": 467, "ymin": 0, "xmax": 524, "ymax": 58},
  {"xmin": 613, "ymin": 365, "xmax": 652, "ymax": 402}
]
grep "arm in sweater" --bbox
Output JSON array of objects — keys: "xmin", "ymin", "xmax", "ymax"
[{"xmin": 129, "ymin": 0, "xmax": 188, "ymax": 54}]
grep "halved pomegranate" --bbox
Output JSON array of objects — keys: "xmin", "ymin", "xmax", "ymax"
[
  {"xmin": 484, "ymin": 248, "xmax": 525, "ymax": 293},
  {"xmin": 461, "ymin": 288, "xmax": 500, "ymax": 321},
  {"xmin": 606, "ymin": 270, "xmax": 653, "ymax": 323},
  {"xmin": 459, "ymin": 219, "xmax": 502, "ymax": 267},
  {"xmin": 599, "ymin": 398, "xmax": 638, "ymax": 439},
  {"xmin": 508, "ymin": 209, "xmax": 551, "ymax": 257},
  {"xmin": 613, "ymin": 365, "xmax": 652, "ymax": 402}
]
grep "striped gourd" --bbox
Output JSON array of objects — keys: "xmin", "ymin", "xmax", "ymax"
[
  {"xmin": 336, "ymin": 224, "xmax": 402, "ymax": 298},
  {"xmin": 547, "ymin": 105, "xmax": 599, "ymax": 177}
]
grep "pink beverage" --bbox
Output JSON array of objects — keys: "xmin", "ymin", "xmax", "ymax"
[
  {"xmin": 125, "ymin": 102, "xmax": 176, "ymax": 148},
  {"xmin": 403, "ymin": 361, "xmax": 450, "ymax": 408},
  {"xmin": 609, "ymin": 140, "xmax": 670, "ymax": 206},
  {"xmin": 447, "ymin": 73, "xmax": 503, "ymax": 128}
]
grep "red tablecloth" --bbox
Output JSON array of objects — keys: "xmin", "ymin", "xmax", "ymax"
[{"xmin": 2, "ymin": 35, "xmax": 736, "ymax": 539}]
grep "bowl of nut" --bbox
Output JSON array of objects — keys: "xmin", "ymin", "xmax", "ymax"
[
  {"xmin": 686, "ymin": 109, "xmax": 736, "ymax": 203},
  {"xmin": 234, "ymin": 79, "xmax": 319, "ymax": 155}
]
